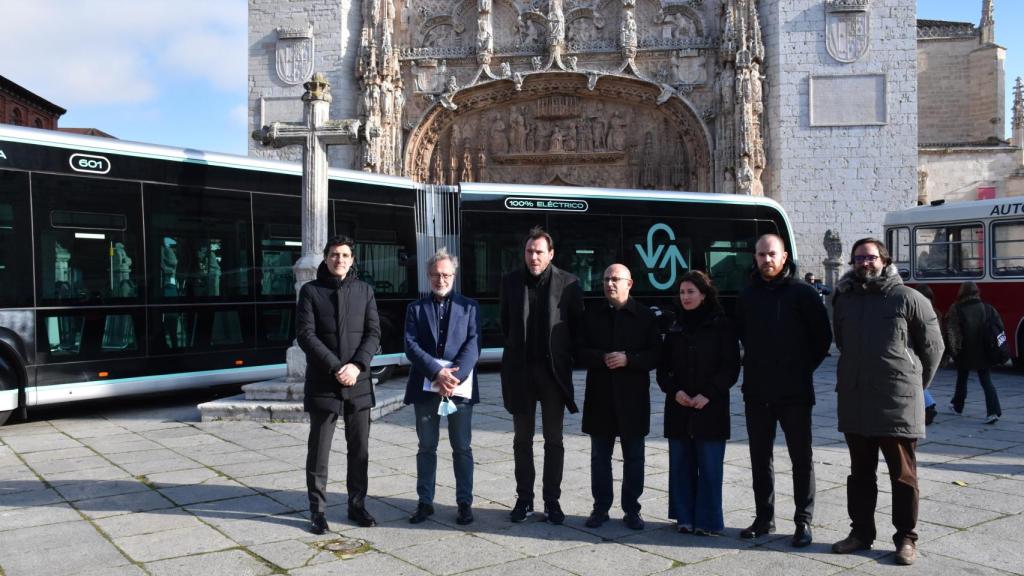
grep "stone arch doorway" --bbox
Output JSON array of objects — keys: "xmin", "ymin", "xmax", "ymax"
[{"xmin": 404, "ymin": 73, "xmax": 712, "ymax": 192}]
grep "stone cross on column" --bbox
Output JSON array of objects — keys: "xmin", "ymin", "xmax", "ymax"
[{"xmin": 252, "ymin": 72, "xmax": 367, "ymax": 380}]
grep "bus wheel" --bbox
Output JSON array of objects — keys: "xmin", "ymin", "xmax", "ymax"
[
  {"xmin": 0, "ymin": 353, "xmax": 18, "ymax": 426},
  {"xmin": 371, "ymin": 364, "xmax": 395, "ymax": 385}
]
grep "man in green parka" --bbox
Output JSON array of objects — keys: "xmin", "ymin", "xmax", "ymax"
[{"xmin": 830, "ymin": 238, "xmax": 944, "ymax": 566}]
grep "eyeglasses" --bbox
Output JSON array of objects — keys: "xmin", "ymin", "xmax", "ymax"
[
  {"xmin": 603, "ymin": 276, "xmax": 630, "ymax": 284},
  {"xmin": 853, "ymin": 255, "xmax": 880, "ymax": 263},
  {"xmin": 428, "ymin": 272, "xmax": 455, "ymax": 280}
]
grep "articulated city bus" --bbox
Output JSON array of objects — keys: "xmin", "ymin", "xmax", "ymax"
[
  {"xmin": 0, "ymin": 125, "xmax": 796, "ymax": 424},
  {"xmin": 884, "ymin": 198, "xmax": 1024, "ymax": 367}
]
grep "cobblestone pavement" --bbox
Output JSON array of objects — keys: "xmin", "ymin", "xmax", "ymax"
[{"xmin": 1, "ymin": 357, "xmax": 1022, "ymax": 575}]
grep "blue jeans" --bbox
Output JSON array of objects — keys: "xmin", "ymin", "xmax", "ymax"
[
  {"xmin": 414, "ymin": 397, "xmax": 474, "ymax": 505},
  {"xmin": 668, "ymin": 438, "xmax": 726, "ymax": 532},
  {"xmin": 923, "ymin": 389, "xmax": 935, "ymax": 408},
  {"xmin": 590, "ymin": 434, "xmax": 645, "ymax": 515}
]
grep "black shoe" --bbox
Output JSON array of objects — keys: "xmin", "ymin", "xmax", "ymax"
[
  {"xmin": 309, "ymin": 512, "xmax": 329, "ymax": 535},
  {"xmin": 409, "ymin": 502, "xmax": 434, "ymax": 524},
  {"xmin": 740, "ymin": 519, "xmax": 776, "ymax": 539},
  {"xmin": 456, "ymin": 503, "xmax": 474, "ymax": 525},
  {"xmin": 791, "ymin": 522, "xmax": 812, "ymax": 547},
  {"xmin": 623, "ymin": 513, "xmax": 645, "ymax": 530},
  {"xmin": 544, "ymin": 501, "xmax": 565, "ymax": 525},
  {"xmin": 510, "ymin": 499, "xmax": 534, "ymax": 523},
  {"xmin": 347, "ymin": 506, "xmax": 377, "ymax": 527},
  {"xmin": 925, "ymin": 405, "xmax": 937, "ymax": 425},
  {"xmin": 585, "ymin": 510, "xmax": 609, "ymax": 528}
]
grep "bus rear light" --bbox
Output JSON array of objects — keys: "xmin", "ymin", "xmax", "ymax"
[
  {"xmin": 234, "ymin": 360, "xmax": 244, "ymax": 366},
  {"xmin": 98, "ymin": 371, "xmax": 109, "ymax": 378}
]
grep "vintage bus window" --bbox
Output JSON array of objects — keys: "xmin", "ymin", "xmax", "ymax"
[
  {"xmin": 914, "ymin": 224, "xmax": 984, "ymax": 278},
  {"xmin": 623, "ymin": 217, "xmax": 693, "ymax": 296},
  {"xmin": 0, "ymin": 171, "xmax": 32, "ymax": 308},
  {"xmin": 257, "ymin": 305, "xmax": 294, "ymax": 347},
  {"xmin": 43, "ymin": 314, "xmax": 83, "ymax": 356},
  {"xmin": 335, "ymin": 201, "xmax": 417, "ymax": 297},
  {"xmin": 886, "ymin": 227, "xmax": 911, "ymax": 273},
  {"xmin": 548, "ymin": 214, "xmax": 621, "ymax": 295},
  {"xmin": 101, "ymin": 314, "xmax": 137, "ymax": 352},
  {"xmin": 992, "ymin": 221, "xmax": 1024, "ymax": 277},
  {"xmin": 253, "ymin": 195, "xmax": 301, "ymax": 299},
  {"xmin": 32, "ymin": 174, "xmax": 143, "ymax": 306},
  {"xmin": 146, "ymin": 184, "xmax": 252, "ymax": 301}
]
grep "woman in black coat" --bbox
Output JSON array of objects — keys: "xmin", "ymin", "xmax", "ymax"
[
  {"xmin": 945, "ymin": 281, "xmax": 1003, "ymax": 423},
  {"xmin": 657, "ymin": 271, "xmax": 740, "ymax": 535}
]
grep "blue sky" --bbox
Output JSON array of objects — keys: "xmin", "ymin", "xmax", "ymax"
[{"xmin": 2, "ymin": 1, "xmax": 1020, "ymax": 156}]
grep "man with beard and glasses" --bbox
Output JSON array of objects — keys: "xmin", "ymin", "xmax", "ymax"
[
  {"xmin": 735, "ymin": 234, "xmax": 832, "ymax": 548},
  {"xmin": 403, "ymin": 247, "xmax": 481, "ymax": 526},
  {"xmin": 830, "ymin": 238, "xmax": 943, "ymax": 566}
]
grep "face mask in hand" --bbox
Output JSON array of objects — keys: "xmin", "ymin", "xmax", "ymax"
[{"xmin": 438, "ymin": 396, "xmax": 458, "ymax": 417}]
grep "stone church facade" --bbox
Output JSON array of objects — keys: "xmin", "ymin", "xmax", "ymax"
[{"xmin": 249, "ymin": 0, "xmax": 918, "ymax": 279}]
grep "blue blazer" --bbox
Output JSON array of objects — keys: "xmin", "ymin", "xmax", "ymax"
[{"xmin": 403, "ymin": 292, "xmax": 481, "ymax": 405}]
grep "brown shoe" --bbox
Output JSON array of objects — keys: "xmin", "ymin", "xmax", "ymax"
[
  {"xmin": 831, "ymin": 533, "xmax": 872, "ymax": 554},
  {"xmin": 895, "ymin": 541, "xmax": 916, "ymax": 565}
]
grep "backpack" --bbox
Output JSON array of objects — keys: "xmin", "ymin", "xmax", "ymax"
[{"xmin": 983, "ymin": 303, "xmax": 1010, "ymax": 367}]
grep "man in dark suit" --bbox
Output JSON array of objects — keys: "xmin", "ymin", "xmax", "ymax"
[
  {"xmin": 297, "ymin": 235, "xmax": 381, "ymax": 534},
  {"xmin": 577, "ymin": 264, "xmax": 660, "ymax": 530},
  {"xmin": 403, "ymin": 247, "xmax": 481, "ymax": 526},
  {"xmin": 500, "ymin": 226, "xmax": 584, "ymax": 524}
]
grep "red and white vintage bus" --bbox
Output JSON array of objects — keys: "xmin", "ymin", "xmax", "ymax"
[{"xmin": 884, "ymin": 197, "xmax": 1024, "ymax": 367}]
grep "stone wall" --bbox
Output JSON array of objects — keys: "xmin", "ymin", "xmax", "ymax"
[
  {"xmin": 760, "ymin": 0, "xmax": 918, "ymax": 281},
  {"xmin": 919, "ymin": 146, "xmax": 1020, "ymax": 202},
  {"xmin": 918, "ymin": 36, "xmax": 1005, "ymax": 145},
  {"xmin": 248, "ymin": 0, "xmax": 361, "ymax": 168}
]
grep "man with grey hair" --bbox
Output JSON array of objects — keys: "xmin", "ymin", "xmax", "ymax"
[{"xmin": 403, "ymin": 247, "xmax": 481, "ymax": 525}]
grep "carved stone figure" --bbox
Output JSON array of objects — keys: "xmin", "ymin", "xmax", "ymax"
[
  {"xmin": 549, "ymin": 125, "xmax": 565, "ymax": 153},
  {"xmin": 459, "ymin": 147, "xmax": 473, "ymax": 181},
  {"xmin": 510, "ymin": 107, "xmax": 528, "ymax": 153},
  {"xmin": 592, "ymin": 104, "xmax": 607, "ymax": 150},
  {"xmin": 490, "ymin": 113, "xmax": 509, "ymax": 154},
  {"xmin": 608, "ymin": 111, "xmax": 628, "ymax": 151},
  {"xmin": 548, "ymin": 0, "xmax": 565, "ymax": 46}
]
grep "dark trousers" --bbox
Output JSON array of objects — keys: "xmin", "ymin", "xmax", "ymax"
[
  {"xmin": 512, "ymin": 363, "xmax": 565, "ymax": 504},
  {"xmin": 844, "ymin": 433, "xmax": 919, "ymax": 545},
  {"xmin": 744, "ymin": 402, "xmax": 815, "ymax": 524},
  {"xmin": 306, "ymin": 406, "xmax": 370, "ymax": 514},
  {"xmin": 590, "ymin": 433, "xmax": 645, "ymax": 515},
  {"xmin": 952, "ymin": 368, "xmax": 1002, "ymax": 417}
]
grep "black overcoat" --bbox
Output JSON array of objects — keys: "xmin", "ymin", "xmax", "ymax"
[
  {"xmin": 656, "ymin": 309, "xmax": 741, "ymax": 440},
  {"xmin": 296, "ymin": 261, "xmax": 381, "ymax": 413},
  {"xmin": 577, "ymin": 297, "xmax": 660, "ymax": 437},
  {"xmin": 499, "ymin": 265, "xmax": 584, "ymax": 414}
]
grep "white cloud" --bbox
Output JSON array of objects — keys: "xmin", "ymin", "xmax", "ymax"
[
  {"xmin": 1, "ymin": 0, "xmax": 246, "ymax": 107},
  {"xmin": 229, "ymin": 103, "xmax": 249, "ymax": 129}
]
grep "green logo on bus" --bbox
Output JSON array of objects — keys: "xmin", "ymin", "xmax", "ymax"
[{"xmin": 635, "ymin": 223, "xmax": 688, "ymax": 290}]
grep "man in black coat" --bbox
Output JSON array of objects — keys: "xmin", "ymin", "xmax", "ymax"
[
  {"xmin": 735, "ymin": 234, "xmax": 832, "ymax": 547},
  {"xmin": 297, "ymin": 235, "xmax": 381, "ymax": 534},
  {"xmin": 577, "ymin": 264, "xmax": 660, "ymax": 530},
  {"xmin": 500, "ymin": 226, "xmax": 584, "ymax": 524}
]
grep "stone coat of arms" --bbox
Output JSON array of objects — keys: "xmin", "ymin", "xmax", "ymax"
[
  {"xmin": 825, "ymin": 0, "xmax": 870, "ymax": 64},
  {"xmin": 276, "ymin": 26, "xmax": 315, "ymax": 85}
]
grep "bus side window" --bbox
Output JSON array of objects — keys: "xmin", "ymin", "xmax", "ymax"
[
  {"xmin": 914, "ymin": 224, "xmax": 984, "ymax": 278},
  {"xmin": 334, "ymin": 200, "xmax": 418, "ymax": 298},
  {"xmin": 706, "ymin": 240, "xmax": 755, "ymax": 293},
  {"xmin": 886, "ymin": 227, "xmax": 911, "ymax": 279},
  {"xmin": 0, "ymin": 170, "xmax": 32, "ymax": 308},
  {"xmin": 992, "ymin": 221, "xmax": 1024, "ymax": 277}
]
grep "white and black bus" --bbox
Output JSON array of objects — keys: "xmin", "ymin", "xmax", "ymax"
[{"xmin": 0, "ymin": 125, "xmax": 795, "ymax": 424}]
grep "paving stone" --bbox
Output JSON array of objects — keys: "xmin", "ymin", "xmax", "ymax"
[
  {"xmin": 114, "ymin": 523, "xmax": 237, "ymax": 562},
  {"xmin": 74, "ymin": 487, "xmax": 175, "ymax": 519},
  {"xmin": 94, "ymin": 508, "xmax": 205, "ymax": 538},
  {"xmin": 19, "ymin": 446, "xmax": 96, "ymax": 464},
  {"xmin": 459, "ymin": 557, "xmax": 576, "ymax": 576},
  {"xmin": 145, "ymin": 466, "xmax": 222, "ymax": 487},
  {"xmin": 618, "ymin": 525, "xmax": 753, "ymax": 565},
  {"xmin": 918, "ymin": 530, "xmax": 1024, "ymax": 575},
  {"xmin": 145, "ymin": 549, "xmax": 275, "ymax": 576},
  {"xmin": 0, "ymin": 502, "xmax": 82, "ymax": 531},
  {"xmin": 214, "ymin": 457, "xmax": 298, "ymax": 479},
  {"xmin": 0, "ymin": 486, "xmax": 65, "ymax": 511},
  {"xmin": 185, "ymin": 493, "xmax": 291, "ymax": 520},
  {"xmin": 1, "ymin": 431, "xmax": 82, "ymax": 453},
  {"xmin": 249, "ymin": 539, "xmax": 336, "ymax": 570},
  {"xmin": 476, "ymin": 519, "xmax": 600, "ymax": 557},
  {"xmin": 391, "ymin": 533, "xmax": 526, "ymax": 575},
  {"xmin": 53, "ymin": 477, "xmax": 151, "ymax": 502},
  {"xmin": 660, "ymin": 546, "xmax": 845, "ymax": 575},
  {"xmin": 28, "ymin": 454, "xmax": 111, "ymax": 475},
  {"xmin": 289, "ymin": 551, "xmax": 430, "ymax": 576},
  {"xmin": 158, "ymin": 477, "xmax": 255, "ymax": 506},
  {"xmin": 342, "ymin": 519, "xmax": 462, "ymax": 552},
  {"xmin": 0, "ymin": 520, "xmax": 131, "ymax": 576},
  {"xmin": 202, "ymin": 513, "xmax": 329, "ymax": 546},
  {"xmin": 540, "ymin": 541, "xmax": 675, "ymax": 576}
]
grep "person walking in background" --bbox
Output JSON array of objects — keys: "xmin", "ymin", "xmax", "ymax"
[
  {"xmin": 945, "ymin": 281, "xmax": 1004, "ymax": 424},
  {"xmin": 657, "ymin": 271, "xmax": 740, "ymax": 536},
  {"xmin": 403, "ymin": 248, "xmax": 481, "ymax": 526},
  {"xmin": 831, "ymin": 238, "xmax": 944, "ymax": 566},
  {"xmin": 735, "ymin": 234, "xmax": 832, "ymax": 548},
  {"xmin": 500, "ymin": 227, "xmax": 584, "ymax": 524},
  {"xmin": 297, "ymin": 235, "xmax": 381, "ymax": 534}
]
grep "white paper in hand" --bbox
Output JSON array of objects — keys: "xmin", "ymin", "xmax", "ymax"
[{"xmin": 423, "ymin": 359, "xmax": 473, "ymax": 399}]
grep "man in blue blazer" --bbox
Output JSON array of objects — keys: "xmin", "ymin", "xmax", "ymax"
[{"xmin": 404, "ymin": 247, "xmax": 481, "ymax": 526}]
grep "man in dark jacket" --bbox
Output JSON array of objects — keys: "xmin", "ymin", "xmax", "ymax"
[
  {"xmin": 500, "ymin": 226, "xmax": 584, "ymax": 524},
  {"xmin": 297, "ymin": 235, "xmax": 381, "ymax": 534},
  {"xmin": 831, "ymin": 238, "xmax": 944, "ymax": 566},
  {"xmin": 577, "ymin": 264, "xmax": 660, "ymax": 530},
  {"xmin": 735, "ymin": 234, "xmax": 832, "ymax": 547},
  {"xmin": 403, "ymin": 247, "xmax": 480, "ymax": 526}
]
